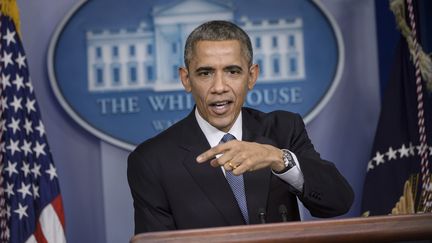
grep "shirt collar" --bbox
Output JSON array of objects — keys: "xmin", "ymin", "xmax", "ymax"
[{"xmin": 195, "ymin": 108, "xmax": 243, "ymax": 148}]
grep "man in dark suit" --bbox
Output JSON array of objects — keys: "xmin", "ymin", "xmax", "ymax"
[{"xmin": 128, "ymin": 20, "xmax": 354, "ymax": 234}]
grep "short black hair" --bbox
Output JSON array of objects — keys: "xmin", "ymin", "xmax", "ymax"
[{"xmin": 184, "ymin": 20, "xmax": 253, "ymax": 68}]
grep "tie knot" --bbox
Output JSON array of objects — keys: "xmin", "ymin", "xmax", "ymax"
[{"xmin": 221, "ymin": 133, "xmax": 236, "ymax": 143}]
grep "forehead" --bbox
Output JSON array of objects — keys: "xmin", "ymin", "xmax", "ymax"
[
  {"xmin": 190, "ymin": 40, "xmax": 246, "ymax": 65},
  {"xmin": 194, "ymin": 40, "xmax": 241, "ymax": 52}
]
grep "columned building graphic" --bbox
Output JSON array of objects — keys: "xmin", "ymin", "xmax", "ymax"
[{"xmin": 86, "ymin": 0, "xmax": 305, "ymax": 92}]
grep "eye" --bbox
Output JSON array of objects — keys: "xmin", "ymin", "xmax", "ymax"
[
  {"xmin": 198, "ymin": 70, "xmax": 212, "ymax": 76},
  {"xmin": 227, "ymin": 69, "xmax": 242, "ymax": 76},
  {"xmin": 225, "ymin": 66, "xmax": 242, "ymax": 75}
]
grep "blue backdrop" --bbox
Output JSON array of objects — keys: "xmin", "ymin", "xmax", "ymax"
[{"xmin": 17, "ymin": 0, "xmax": 389, "ymax": 242}]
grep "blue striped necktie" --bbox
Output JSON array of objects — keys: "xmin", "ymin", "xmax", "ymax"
[{"xmin": 220, "ymin": 133, "xmax": 249, "ymax": 224}]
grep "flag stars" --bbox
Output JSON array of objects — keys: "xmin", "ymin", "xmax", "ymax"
[
  {"xmin": 26, "ymin": 80, "xmax": 34, "ymax": 93},
  {"xmin": 33, "ymin": 184, "xmax": 40, "ymax": 199},
  {"xmin": 2, "ymin": 28, "xmax": 16, "ymax": 46},
  {"xmin": 46, "ymin": 164, "xmax": 58, "ymax": 180},
  {"xmin": 368, "ymin": 143, "xmax": 432, "ymax": 172},
  {"xmin": 25, "ymin": 98, "xmax": 36, "ymax": 113},
  {"xmin": 23, "ymin": 118, "xmax": 33, "ymax": 134},
  {"xmin": 1, "ymin": 50, "xmax": 13, "ymax": 69},
  {"xmin": 7, "ymin": 117, "xmax": 21, "ymax": 134},
  {"xmin": 31, "ymin": 164, "xmax": 41, "ymax": 179},
  {"xmin": 35, "ymin": 121, "xmax": 45, "ymax": 137},
  {"xmin": 385, "ymin": 147, "xmax": 398, "ymax": 161},
  {"xmin": 9, "ymin": 95, "xmax": 23, "ymax": 112},
  {"xmin": 0, "ymin": 96, "xmax": 8, "ymax": 110},
  {"xmin": 21, "ymin": 140, "xmax": 32, "ymax": 156},
  {"xmin": 367, "ymin": 160, "xmax": 374, "ymax": 172},
  {"xmin": 0, "ymin": 119, "xmax": 6, "ymax": 132},
  {"xmin": 408, "ymin": 142, "xmax": 416, "ymax": 156},
  {"xmin": 12, "ymin": 74, "xmax": 24, "ymax": 91},
  {"xmin": 21, "ymin": 161, "xmax": 31, "ymax": 177},
  {"xmin": 1, "ymin": 18, "xmax": 65, "ymax": 230},
  {"xmin": 17, "ymin": 182, "xmax": 32, "ymax": 199},
  {"xmin": 33, "ymin": 141, "xmax": 46, "ymax": 158},
  {"xmin": 4, "ymin": 160, "xmax": 18, "ymax": 177},
  {"xmin": 5, "ymin": 182, "xmax": 15, "ymax": 198},
  {"xmin": 372, "ymin": 151, "xmax": 385, "ymax": 166},
  {"xmin": 1, "ymin": 73, "xmax": 11, "ymax": 89},
  {"xmin": 398, "ymin": 144, "xmax": 410, "ymax": 158},
  {"xmin": 6, "ymin": 139, "xmax": 21, "ymax": 156},
  {"xmin": 14, "ymin": 203, "xmax": 28, "ymax": 220},
  {"xmin": 15, "ymin": 52, "xmax": 26, "ymax": 69},
  {"xmin": 0, "ymin": 17, "xmax": 63, "ymax": 234}
]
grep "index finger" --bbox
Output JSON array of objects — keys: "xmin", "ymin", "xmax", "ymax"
[{"xmin": 196, "ymin": 143, "xmax": 230, "ymax": 163}]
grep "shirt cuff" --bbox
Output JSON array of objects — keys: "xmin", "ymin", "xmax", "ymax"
[{"xmin": 272, "ymin": 150, "xmax": 304, "ymax": 192}]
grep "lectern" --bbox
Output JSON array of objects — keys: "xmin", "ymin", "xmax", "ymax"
[{"xmin": 131, "ymin": 214, "xmax": 432, "ymax": 242}]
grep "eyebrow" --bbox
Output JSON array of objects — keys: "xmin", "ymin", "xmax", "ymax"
[
  {"xmin": 194, "ymin": 65, "xmax": 243, "ymax": 73},
  {"xmin": 224, "ymin": 65, "xmax": 243, "ymax": 72},
  {"xmin": 195, "ymin": 66, "xmax": 214, "ymax": 73}
]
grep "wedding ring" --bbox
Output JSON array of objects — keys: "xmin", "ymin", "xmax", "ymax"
[{"xmin": 228, "ymin": 162, "xmax": 238, "ymax": 169}]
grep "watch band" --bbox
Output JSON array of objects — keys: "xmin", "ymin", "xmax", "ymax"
[{"xmin": 275, "ymin": 149, "xmax": 296, "ymax": 174}]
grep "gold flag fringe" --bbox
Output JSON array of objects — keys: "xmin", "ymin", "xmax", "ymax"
[
  {"xmin": 390, "ymin": 0, "xmax": 432, "ymax": 92},
  {"xmin": 0, "ymin": 0, "xmax": 21, "ymax": 36},
  {"xmin": 391, "ymin": 180, "xmax": 415, "ymax": 215}
]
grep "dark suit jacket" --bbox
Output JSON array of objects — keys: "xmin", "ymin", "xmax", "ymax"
[{"xmin": 128, "ymin": 108, "xmax": 354, "ymax": 234}]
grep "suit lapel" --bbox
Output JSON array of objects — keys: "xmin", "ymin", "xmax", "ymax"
[
  {"xmin": 180, "ymin": 111, "xmax": 245, "ymax": 225},
  {"xmin": 242, "ymin": 109, "xmax": 272, "ymax": 224}
]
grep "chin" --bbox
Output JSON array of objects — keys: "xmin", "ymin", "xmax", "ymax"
[{"xmin": 210, "ymin": 120, "xmax": 233, "ymax": 132}]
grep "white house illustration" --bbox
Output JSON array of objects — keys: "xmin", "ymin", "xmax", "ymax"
[{"xmin": 86, "ymin": 0, "xmax": 305, "ymax": 92}]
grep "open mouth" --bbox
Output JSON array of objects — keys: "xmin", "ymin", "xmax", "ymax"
[
  {"xmin": 209, "ymin": 100, "xmax": 233, "ymax": 114},
  {"xmin": 210, "ymin": 101, "xmax": 231, "ymax": 107}
]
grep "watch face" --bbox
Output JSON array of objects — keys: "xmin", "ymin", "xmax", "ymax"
[
  {"xmin": 286, "ymin": 153, "xmax": 293, "ymax": 161},
  {"xmin": 283, "ymin": 150, "xmax": 295, "ymax": 169}
]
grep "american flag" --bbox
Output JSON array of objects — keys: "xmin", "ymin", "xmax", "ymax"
[{"xmin": 0, "ymin": 11, "xmax": 66, "ymax": 243}]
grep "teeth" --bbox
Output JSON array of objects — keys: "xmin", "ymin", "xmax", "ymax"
[{"xmin": 213, "ymin": 101, "xmax": 228, "ymax": 106}]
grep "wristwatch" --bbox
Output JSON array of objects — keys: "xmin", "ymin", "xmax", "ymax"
[{"xmin": 276, "ymin": 149, "xmax": 296, "ymax": 174}]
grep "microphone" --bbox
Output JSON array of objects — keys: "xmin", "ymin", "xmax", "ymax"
[
  {"xmin": 278, "ymin": 204, "xmax": 288, "ymax": 222},
  {"xmin": 258, "ymin": 208, "xmax": 266, "ymax": 224}
]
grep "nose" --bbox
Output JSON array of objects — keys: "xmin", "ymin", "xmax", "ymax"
[{"xmin": 211, "ymin": 72, "xmax": 228, "ymax": 94}]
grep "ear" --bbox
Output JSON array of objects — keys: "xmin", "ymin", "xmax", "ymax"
[
  {"xmin": 179, "ymin": 67, "xmax": 192, "ymax": 92},
  {"xmin": 247, "ymin": 64, "xmax": 259, "ymax": 90}
]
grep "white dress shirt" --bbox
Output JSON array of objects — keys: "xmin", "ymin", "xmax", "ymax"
[{"xmin": 195, "ymin": 108, "xmax": 304, "ymax": 191}]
